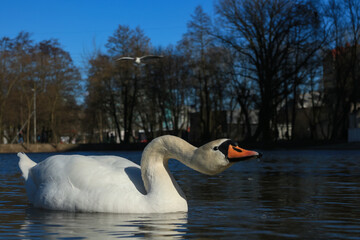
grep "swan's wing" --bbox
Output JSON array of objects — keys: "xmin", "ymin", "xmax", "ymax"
[
  {"xmin": 87, "ymin": 155, "xmax": 139, "ymax": 168},
  {"xmin": 116, "ymin": 56, "xmax": 135, "ymax": 61},
  {"xmin": 139, "ymin": 55, "xmax": 163, "ymax": 61},
  {"xmin": 66, "ymin": 156, "xmax": 144, "ymax": 193},
  {"xmin": 28, "ymin": 155, "xmax": 146, "ymax": 212}
]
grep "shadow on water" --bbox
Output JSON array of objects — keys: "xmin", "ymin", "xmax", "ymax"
[{"xmin": 1, "ymin": 150, "xmax": 360, "ymax": 239}]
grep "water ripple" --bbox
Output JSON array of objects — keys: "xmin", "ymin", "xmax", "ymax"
[{"xmin": 1, "ymin": 151, "xmax": 360, "ymax": 239}]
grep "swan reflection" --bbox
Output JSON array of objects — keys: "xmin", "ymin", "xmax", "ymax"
[{"xmin": 22, "ymin": 208, "xmax": 188, "ymax": 239}]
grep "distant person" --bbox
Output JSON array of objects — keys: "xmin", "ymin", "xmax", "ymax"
[
  {"xmin": 110, "ymin": 133, "xmax": 115, "ymax": 144},
  {"xmin": 18, "ymin": 132, "xmax": 24, "ymax": 143},
  {"xmin": 41, "ymin": 128, "xmax": 48, "ymax": 143},
  {"xmin": 106, "ymin": 132, "xmax": 110, "ymax": 143}
]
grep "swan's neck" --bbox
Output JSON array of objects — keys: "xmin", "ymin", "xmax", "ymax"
[{"xmin": 140, "ymin": 136, "xmax": 196, "ymax": 208}]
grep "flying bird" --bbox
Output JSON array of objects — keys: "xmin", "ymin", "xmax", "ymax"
[{"xmin": 116, "ymin": 55, "xmax": 163, "ymax": 65}]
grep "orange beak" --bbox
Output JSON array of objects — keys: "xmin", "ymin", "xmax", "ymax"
[
  {"xmin": 227, "ymin": 145, "xmax": 261, "ymax": 162},
  {"xmin": 218, "ymin": 140, "xmax": 261, "ymax": 162}
]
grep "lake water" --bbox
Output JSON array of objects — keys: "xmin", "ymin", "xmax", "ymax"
[{"xmin": 1, "ymin": 150, "xmax": 360, "ymax": 239}]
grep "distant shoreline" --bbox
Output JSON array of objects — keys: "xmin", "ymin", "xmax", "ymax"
[
  {"xmin": 1, "ymin": 140, "xmax": 360, "ymax": 154},
  {"xmin": 0, "ymin": 143, "xmax": 147, "ymax": 153}
]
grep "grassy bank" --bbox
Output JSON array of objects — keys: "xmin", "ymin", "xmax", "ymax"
[
  {"xmin": 0, "ymin": 143, "xmax": 80, "ymax": 153},
  {"xmin": 0, "ymin": 143, "xmax": 148, "ymax": 153}
]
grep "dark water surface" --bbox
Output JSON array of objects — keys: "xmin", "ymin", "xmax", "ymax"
[{"xmin": 1, "ymin": 150, "xmax": 360, "ymax": 239}]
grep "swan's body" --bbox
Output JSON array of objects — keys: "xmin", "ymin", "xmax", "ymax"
[{"xmin": 18, "ymin": 135, "xmax": 260, "ymax": 213}]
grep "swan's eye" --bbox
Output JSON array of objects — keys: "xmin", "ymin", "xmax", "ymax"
[{"xmin": 213, "ymin": 146, "xmax": 219, "ymax": 151}]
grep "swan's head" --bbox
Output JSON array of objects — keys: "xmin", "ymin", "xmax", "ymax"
[{"xmin": 192, "ymin": 139, "xmax": 261, "ymax": 175}]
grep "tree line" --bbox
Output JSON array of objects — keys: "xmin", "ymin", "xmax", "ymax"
[
  {"xmin": 0, "ymin": 32, "xmax": 81, "ymax": 144},
  {"xmin": 1, "ymin": 0, "xmax": 360, "ymax": 144}
]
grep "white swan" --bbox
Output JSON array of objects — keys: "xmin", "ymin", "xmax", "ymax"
[{"xmin": 18, "ymin": 135, "xmax": 260, "ymax": 213}]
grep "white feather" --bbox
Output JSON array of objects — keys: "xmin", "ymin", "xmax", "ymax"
[{"xmin": 18, "ymin": 152, "xmax": 37, "ymax": 180}]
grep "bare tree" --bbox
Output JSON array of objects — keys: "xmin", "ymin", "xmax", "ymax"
[
  {"xmin": 87, "ymin": 54, "xmax": 122, "ymax": 142},
  {"xmin": 216, "ymin": 0, "xmax": 323, "ymax": 142},
  {"xmin": 106, "ymin": 25, "xmax": 151, "ymax": 143},
  {"xmin": 140, "ymin": 46, "xmax": 192, "ymax": 139},
  {"xmin": 321, "ymin": 0, "xmax": 360, "ymax": 140},
  {"xmin": 0, "ymin": 33, "xmax": 81, "ymax": 144},
  {"xmin": 344, "ymin": 0, "xmax": 360, "ymax": 114},
  {"xmin": 32, "ymin": 39, "xmax": 81, "ymax": 143},
  {"xmin": 179, "ymin": 6, "xmax": 229, "ymax": 141},
  {"xmin": 0, "ymin": 36, "xmax": 19, "ymax": 143},
  {"xmin": 11, "ymin": 32, "xmax": 35, "ymax": 144}
]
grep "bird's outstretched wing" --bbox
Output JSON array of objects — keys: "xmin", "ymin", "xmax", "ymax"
[
  {"xmin": 116, "ymin": 57, "xmax": 135, "ymax": 61},
  {"xmin": 139, "ymin": 55, "xmax": 163, "ymax": 61}
]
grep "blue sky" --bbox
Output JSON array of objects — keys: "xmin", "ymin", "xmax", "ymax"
[{"xmin": 0, "ymin": 0, "xmax": 215, "ymax": 72}]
